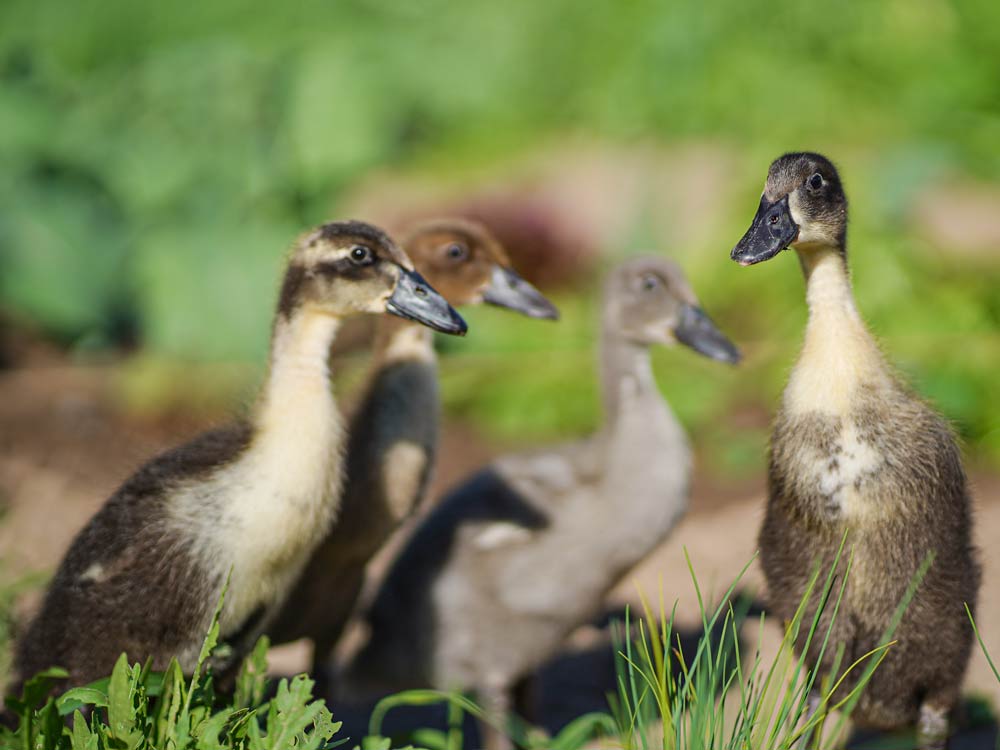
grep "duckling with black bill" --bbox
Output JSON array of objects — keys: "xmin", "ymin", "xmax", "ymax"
[
  {"xmin": 343, "ymin": 256, "xmax": 738, "ymax": 750},
  {"xmin": 731, "ymin": 152, "xmax": 980, "ymax": 750},
  {"xmin": 11, "ymin": 221, "xmax": 466, "ymax": 693},
  {"xmin": 268, "ymin": 218, "xmax": 557, "ymax": 686}
]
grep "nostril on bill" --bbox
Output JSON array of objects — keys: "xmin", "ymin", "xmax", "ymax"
[{"xmin": 415, "ymin": 286, "xmax": 428, "ymax": 297}]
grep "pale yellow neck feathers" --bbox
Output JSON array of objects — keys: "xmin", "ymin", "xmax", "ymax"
[
  {"xmin": 785, "ymin": 247, "xmax": 885, "ymax": 415},
  {"xmin": 257, "ymin": 310, "xmax": 341, "ymax": 428},
  {"xmin": 373, "ymin": 317, "xmax": 435, "ymax": 366},
  {"xmin": 799, "ymin": 248, "xmax": 854, "ymax": 314}
]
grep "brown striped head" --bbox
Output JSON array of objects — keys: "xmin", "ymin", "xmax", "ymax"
[
  {"xmin": 401, "ymin": 218, "xmax": 558, "ymax": 319},
  {"xmin": 278, "ymin": 220, "xmax": 467, "ymax": 335}
]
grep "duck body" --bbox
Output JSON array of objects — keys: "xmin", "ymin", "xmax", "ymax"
[
  {"xmin": 12, "ymin": 221, "xmax": 466, "ymax": 690},
  {"xmin": 346, "ymin": 257, "xmax": 740, "ymax": 749},
  {"xmin": 732, "ymin": 153, "xmax": 979, "ymax": 746},
  {"xmin": 356, "ymin": 359, "xmax": 691, "ymax": 695},
  {"xmin": 760, "ymin": 252, "xmax": 978, "ymax": 729},
  {"xmin": 16, "ymin": 423, "xmax": 256, "ymax": 684},
  {"xmin": 16, "ymin": 313, "xmax": 344, "ymax": 686}
]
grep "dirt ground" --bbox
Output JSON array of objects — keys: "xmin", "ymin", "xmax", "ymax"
[{"xmin": 1, "ymin": 356, "xmax": 997, "ymax": 747}]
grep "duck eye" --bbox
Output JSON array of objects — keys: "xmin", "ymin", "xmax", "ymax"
[
  {"xmin": 446, "ymin": 243, "xmax": 467, "ymax": 261},
  {"xmin": 349, "ymin": 245, "xmax": 373, "ymax": 265},
  {"xmin": 641, "ymin": 274, "xmax": 659, "ymax": 291},
  {"xmin": 808, "ymin": 172, "xmax": 824, "ymax": 190}
]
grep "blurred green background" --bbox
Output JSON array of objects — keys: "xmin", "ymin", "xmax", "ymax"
[{"xmin": 1, "ymin": 0, "xmax": 998, "ymax": 474}]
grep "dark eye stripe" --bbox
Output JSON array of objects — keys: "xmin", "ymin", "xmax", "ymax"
[{"xmin": 318, "ymin": 257, "xmax": 371, "ymax": 277}]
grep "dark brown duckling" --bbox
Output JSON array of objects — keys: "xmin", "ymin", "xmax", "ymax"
[
  {"xmin": 731, "ymin": 152, "xmax": 980, "ymax": 750},
  {"xmin": 10, "ymin": 221, "xmax": 465, "ymax": 693}
]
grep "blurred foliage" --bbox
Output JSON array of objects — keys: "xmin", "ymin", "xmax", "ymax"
[{"xmin": 1, "ymin": 0, "xmax": 998, "ymax": 468}]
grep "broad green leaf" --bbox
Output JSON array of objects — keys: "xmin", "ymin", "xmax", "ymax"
[
  {"xmin": 70, "ymin": 710, "xmax": 98, "ymax": 750},
  {"xmin": 57, "ymin": 686, "xmax": 109, "ymax": 717},
  {"xmin": 106, "ymin": 653, "xmax": 136, "ymax": 741},
  {"xmin": 194, "ymin": 707, "xmax": 234, "ymax": 750},
  {"xmin": 233, "ymin": 636, "xmax": 269, "ymax": 710},
  {"xmin": 154, "ymin": 657, "xmax": 185, "ymax": 744}
]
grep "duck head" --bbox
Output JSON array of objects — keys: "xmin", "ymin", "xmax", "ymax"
[
  {"xmin": 402, "ymin": 218, "xmax": 559, "ymax": 319},
  {"xmin": 731, "ymin": 152, "xmax": 848, "ymax": 266},
  {"xmin": 607, "ymin": 257, "xmax": 741, "ymax": 364},
  {"xmin": 278, "ymin": 220, "xmax": 467, "ymax": 335}
]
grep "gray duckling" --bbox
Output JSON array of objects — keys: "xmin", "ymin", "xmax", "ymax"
[
  {"xmin": 343, "ymin": 256, "xmax": 739, "ymax": 750},
  {"xmin": 731, "ymin": 152, "xmax": 980, "ymax": 749}
]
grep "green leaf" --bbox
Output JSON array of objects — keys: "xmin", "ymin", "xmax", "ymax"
[
  {"xmin": 547, "ymin": 712, "xmax": 618, "ymax": 750},
  {"xmin": 233, "ymin": 636, "xmax": 270, "ymax": 710},
  {"xmin": 194, "ymin": 707, "xmax": 234, "ymax": 750},
  {"xmin": 70, "ymin": 710, "xmax": 97, "ymax": 750},
  {"xmin": 249, "ymin": 675, "xmax": 340, "ymax": 750},
  {"xmin": 38, "ymin": 699, "xmax": 64, "ymax": 750},
  {"xmin": 57, "ymin": 687, "xmax": 109, "ymax": 717},
  {"xmin": 106, "ymin": 653, "xmax": 136, "ymax": 741},
  {"xmin": 357, "ymin": 738, "xmax": 391, "ymax": 750},
  {"xmin": 153, "ymin": 658, "xmax": 185, "ymax": 745},
  {"xmin": 12, "ymin": 667, "xmax": 69, "ymax": 712}
]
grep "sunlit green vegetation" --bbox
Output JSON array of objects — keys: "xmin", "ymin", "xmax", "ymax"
[{"xmin": 1, "ymin": 0, "xmax": 998, "ymax": 469}]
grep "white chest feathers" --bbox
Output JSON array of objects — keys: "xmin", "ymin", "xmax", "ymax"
[
  {"xmin": 166, "ymin": 412, "xmax": 344, "ymax": 637},
  {"xmin": 784, "ymin": 417, "xmax": 886, "ymax": 523}
]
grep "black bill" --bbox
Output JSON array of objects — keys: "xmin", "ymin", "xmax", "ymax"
[
  {"xmin": 675, "ymin": 304, "xmax": 741, "ymax": 364},
  {"xmin": 387, "ymin": 268, "xmax": 468, "ymax": 335},
  {"xmin": 730, "ymin": 194, "xmax": 799, "ymax": 266},
  {"xmin": 482, "ymin": 266, "xmax": 559, "ymax": 320}
]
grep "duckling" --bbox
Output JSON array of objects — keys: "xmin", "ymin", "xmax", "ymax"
[
  {"xmin": 730, "ymin": 153, "xmax": 980, "ymax": 749},
  {"xmin": 267, "ymin": 218, "xmax": 557, "ymax": 681},
  {"xmin": 344, "ymin": 257, "xmax": 739, "ymax": 750},
  {"xmin": 11, "ymin": 221, "xmax": 466, "ymax": 691}
]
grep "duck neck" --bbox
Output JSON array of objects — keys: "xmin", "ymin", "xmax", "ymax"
[
  {"xmin": 599, "ymin": 323, "xmax": 656, "ymax": 434},
  {"xmin": 797, "ymin": 245, "xmax": 875, "ymax": 350},
  {"xmin": 372, "ymin": 315, "xmax": 435, "ymax": 368},
  {"xmin": 798, "ymin": 244, "xmax": 857, "ymax": 318},
  {"xmin": 787, "ymin": 244, "xmax": 884, "ymax": 413},
  {"xmin": 255, "ymin": 309, "xmax": 342, "ymax": 439}
]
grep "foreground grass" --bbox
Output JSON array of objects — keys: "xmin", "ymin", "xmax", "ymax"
[
  {"xmin": 4, "ymin": 539, "xmax": 966, "ymax": 750},
  {"xmin": 608, "ymin": 545, "xmax": 929, "ymax": 750}
]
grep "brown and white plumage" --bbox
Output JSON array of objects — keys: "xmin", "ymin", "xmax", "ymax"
[
  {"xmin": 732, "ymin": 153, "xmax": 980, "ymax": 749},
  {"xmin": 11, "ymin": 221, "xmax": 465, "ymax": 691}
]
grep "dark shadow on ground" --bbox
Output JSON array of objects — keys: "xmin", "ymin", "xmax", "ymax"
[
  {"xmin": 314, "ymin": 603, "xmax": 736, "ymax": 749},
  {"xmin": 846, "ymin": 708, "xmax": 998, "ymax": 750},
  {"xmin": 281, "ymin": 599, "xmax": 998, "ymax": 750}
]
